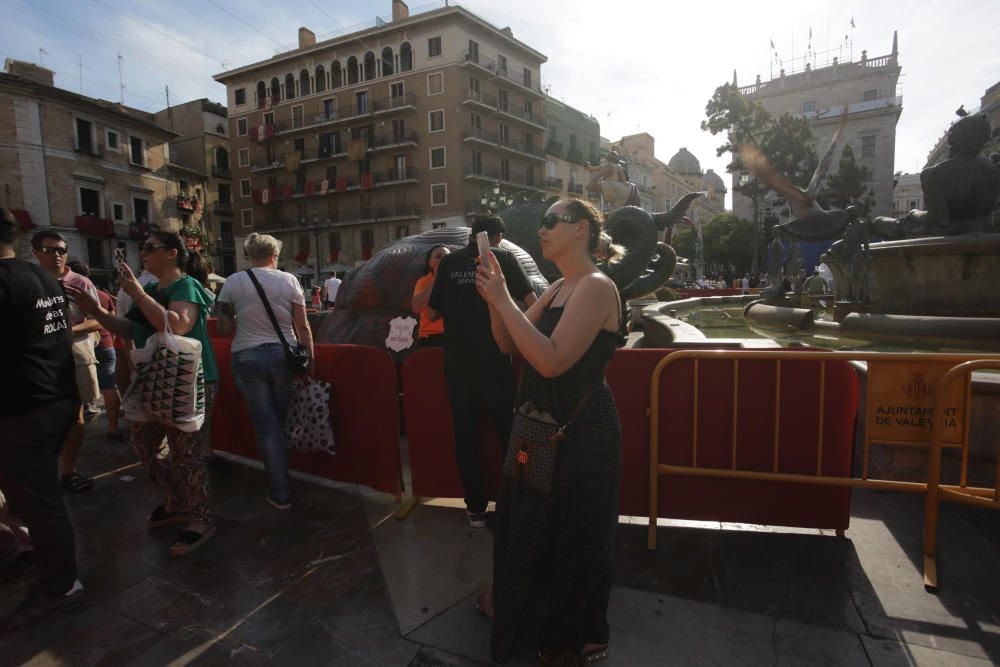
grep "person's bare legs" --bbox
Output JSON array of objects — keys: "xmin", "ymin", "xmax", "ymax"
[{"xmin": 102, "ymin": 389, "xmax": 120, "ymax": 435}]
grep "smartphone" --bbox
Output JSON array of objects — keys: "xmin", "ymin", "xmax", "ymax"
[
  {"xmin": 113, "ymin": 247, "xmax": 127, "ymax": 280},
  {"xmin": 476, "ymin": 231, "xmax": 492, "ymax": 275}
]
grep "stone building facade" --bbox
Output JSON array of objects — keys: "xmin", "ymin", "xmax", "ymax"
[
  {"xmin": 0, "ymin": 59, "xmax": 179, "ymax": 287},
  {"xmin": 734, "ymin": 33, "xmax": 902, "ymax": 221},
  {"xmin": 214, "ymin": 0, "xmax": 547, "ymax": 279},
  {"xmin": 153, "ymin": 99, "xmax": 236, "ymax": 275},
  {"xmin": 892, "ymin": 172, "xmax": 923, "ymax": 215},
  {"xmin": 543, "ymin": 96, "xmax": 600, "ymax": 205}
]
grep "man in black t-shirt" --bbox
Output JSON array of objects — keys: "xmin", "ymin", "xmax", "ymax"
[
  {"xmin": 0, "ymin": 210, "xmax": 84, "ymax": 629},
  {"xmin": 428, "ymin": 215, "xmax": 536, "ymax": 527}
]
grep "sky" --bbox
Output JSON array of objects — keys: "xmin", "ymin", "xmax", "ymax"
[{"xmin": 5, "ymin": 0, "xmax": 999, "ymax": 208}]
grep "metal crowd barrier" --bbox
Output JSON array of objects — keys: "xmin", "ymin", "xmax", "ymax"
[{"xmin": 646, "ymin": 349, "xmax": 1000, "ymax": 590}]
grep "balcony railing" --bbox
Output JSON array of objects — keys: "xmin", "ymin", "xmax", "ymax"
[
  {"xmin": 567, "ymin": 148, "xmax": 584, "ymax": 163},
  {"xmin": 568, "ymin": 183, "xmax": 583, "ymax": 195},
  {"xmin": 461, "ymin": 90, "xmax": 545, "ymax": 128},
  {"xmin": 458, "ymin": 50, "xmax": 544, "ymax": 95},
  {"xmin": 213, "ymin": 201, "xmax": 233, "ymax": 216},
  {"xmin": 545, "ymin": 140, "xmax": 563, "ymax": 156},
  {"xmin": 464, "ymin": 164, "xmax": 545, "ymax": 192},
  {"xmin": 498, "ymin": 136, "xmax": 545, "ymax": 159},
  {"xmin": 546, "ymin": 176, "xmax": 564, "ymax": 189},
  {"xmin": 463, "ymin": 127, "xmax": 499, "ymax": 143},
  {"xmin": 272, "ymin": 93, "xmax": 417, "ymax": 134},
  {"xmin": 211, "ymin": 165, "xmax": 231, "ymax": 179},
  {"xmin": 462, "ymin": 89, "xmax": 498, "ymax": 108}
]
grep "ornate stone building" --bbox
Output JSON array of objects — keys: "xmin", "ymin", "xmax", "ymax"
[
  {"xmin": 734, "ymin": 33, "xmax": 902, "ymax": 220},
  {"xmin": 543, "ymin": 96, "xmax": 600, "ymax": 205}
]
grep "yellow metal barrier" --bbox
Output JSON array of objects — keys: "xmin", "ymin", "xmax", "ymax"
[
  {"xmin": 647, "ymin": 349, "xmax": 1000, "ymax": 589},
  {"xmin": 923, "ymin": 359, "xmax": 1000, "ymax": 590}
]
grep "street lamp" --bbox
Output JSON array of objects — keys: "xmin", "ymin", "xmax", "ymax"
[
  {"xmin": 739, "ymin": 172, "xmax": 761, "ymax": 275},
  {"xmin": 480, "ymin": 182, "xmax": 512, "ymax": 212}
]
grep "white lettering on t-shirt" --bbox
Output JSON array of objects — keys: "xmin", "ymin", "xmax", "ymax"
[{"xmin": 36, "ymin": 295, "xmax": 68, "ymax": 336}]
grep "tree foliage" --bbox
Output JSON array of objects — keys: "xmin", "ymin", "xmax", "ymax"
[
  {"xmin": 817, "ymin": 144, "xmax": 876, "ymax": 214},
  {"xmin": 671, "ymin": 213, "xmax": 755, "ymax": 277}
]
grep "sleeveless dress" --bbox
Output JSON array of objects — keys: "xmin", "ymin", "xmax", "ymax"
[{"xmin": 491, "ymin": 286, "xmax": 624, "ymax": 663}]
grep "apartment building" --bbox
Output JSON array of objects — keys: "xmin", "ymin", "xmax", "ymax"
[
  {"xmin": 214, "ymin": 0, "xmax": 547, "ymax": 274},
  {"xmin": 543, "ymin": 96, "xmax": 600, "ymax": 204},
  {"xmin": 734, "ymin": 33, "xmax": 902, "ymax": 220},
  {"xmin": 0, "ymin": 59, "xmax": 179, "ymax": 286},
  {"xmin": 153, "ymin": 99, "xmax": 237, "ymax": 275}
]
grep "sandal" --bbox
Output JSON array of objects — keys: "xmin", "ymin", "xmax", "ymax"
[
  {"xmin": 169, "ymin": 525, "xmax": 216, "ymax": 558},
  {"xmin": 147, "ymin": 505, "xmax": 190, "ymax": 528},
  {"xmin": 59, "ymin": 472, "xmax": 93, "ymax": 493}
]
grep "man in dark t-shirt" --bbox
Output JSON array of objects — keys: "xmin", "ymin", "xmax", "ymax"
[
  {"xmin": 428, "ymin": 215, "xmax": 536, "ymax": 526},
  {"xmin": 0, "ymin": 210, "xmax": 84, "ymax": 629}
]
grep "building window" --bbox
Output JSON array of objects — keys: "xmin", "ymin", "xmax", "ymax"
[
  {"xmin": 430, "ymin": 147, "xmax": 446, "ymax": 169},
  {"xmin": 429, "ymin": 109, "xmax": 444, "ymax": 132},
  {"xmin": 500, "ymin": 158, "xmax": 511, "ymax": 182},
  {"xmin": 132, "ymin": 196, "xmax": 150, "ymax": 225},
  {"xmin": 526, "ymin": 165, "xmax": 535, "ymax": 186},
  {"xmin": 433, "ymin": 222, "xmax": 446, "ymax": 229},
  {"xmin": 861, "ymin": 135, "xmax": 876, "ymax": 158},
  {"xmin": 471, "ymin": 150, "xmax": 482, "ymax": 175},
  {"xmin": 467, "ymin": 39, "xmax": 479, "ymax": 62},
  {"xmin": 75, "ymin": 117, "xmax": 94, "ymax": 153},
  {"xmin": 241, "ymin": 209, "xmax": 253, "ymax": 228},
  {"xmin": 235, "ymin": 88, "xmax": 246, "ymax": 106},
  {"xmin": 524, "ymin": 100, "xmax": 533, "ymax": 121},
  {"xmin": 323, "ymin": 98, "xmax": 336, "ymax": 119},
  {"xmin": 427, "ymin": 72, "xmax": 443, "ymax": 95},
  {"xmin": 263, "ymin": 111, "xmax": 274, "ymax": 125},
  {"xmin": 395, "ymin": 225, "xmax": 410, "ymax": 239},
  {"xmin": 431, "ymin": 183, "xmax": 447, "ymax": 205},
  {"xmin": 428, "ymin": 36, "xmax": 442, "ymax": 58},
  {"xmin": 390, "ymin": 81, "xmax": 404, "ymax": 103},
  {"xmin": 236, "ymin": 118, "xmax": 248, "ymax": 137},
  {"xmin": 497, "ymin": 54, "xmax": 507, "ymax": 75},
  {"xmin": 498, "ymin": 89, "xmax": 508, "ymax": 112},
  {"xmin": 328, "ymin": 231, "xmax": 341, "ymax": 251},
  {"xmin": 356, "ymin": 91, "xmax": 369, "ymax": 114},
  {"xmin": 240, "ymin": 178, "xmax": 251, "ymax": 197},
  {"xmin": 112, "ymin": 202, "xmax": 125, "ymax": 223},
  {"xmin": 523, "ymin": 68, "xmax": 532, "ymax": 89},
  {"xmin": 399, "ymin": 42, "xmax": 413, "ymax": 71},
  {"xmin": 863, "ymin": 88, "xmax": 878, "ymax": 102},
  {"xmin": 499, "ymin": 123, "xmax": 510, "ymax": 144},
  {"xmin": 78, "ymin": 186, "xmax": 101, "ymax": 216},
  {"xmin": 87, "ymin": 239, "xmax": 107, "ymax": 268},
  {"xmin": 238, "ymin": 148, "xmax": 249, "ymax": 167},
  {"xmin": 802, "ymin": 100, "xmax": 816, "ymax": 113},
  {"xmin": 105, "ymin": 129, "xmax": 119, "ymax": 151}
]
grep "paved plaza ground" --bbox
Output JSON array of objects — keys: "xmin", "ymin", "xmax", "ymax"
[{"xmin": 1, "ymin": 416, "xmax": 998, "ymax": 666}]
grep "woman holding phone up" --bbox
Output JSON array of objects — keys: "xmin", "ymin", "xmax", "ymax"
[{"xmin": 475, "ymin": 199, "xmax": 623, "ymax": 665}]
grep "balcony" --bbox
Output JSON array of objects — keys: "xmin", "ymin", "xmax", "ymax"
[
  {"xmin": 462, "ymin": 89, "xmax": 498, "ymax": 110},
  {"xmin": 374, "ymin": 166, "xmax": 419, "ymax": 185},
  {"xmin": 545, "ymin": 140, "xmax": 563, "ymax": 157},
  {"xmin": 213, "ymin": 201, "xmax": 233, "ymax": 216},
  {"xmin": 463, "ymin": 127, "xmax": 499, "ymax": 145},
  {"xmin": 271, "ymin": 93, "xmax": 417, "ymax": 135},
  {"xmin": 546, "ymin": 176, "xmax": 564, "ymax": 190},
  {"xmin": 458, "ymin": 50, "xmax": 544, "ymax": 97},
  {"xmin": 217, "ymin": 238, "xmax": 236, "ymax": 252},
  {"xmin": 567, "ymin": 148, "xmax": 584, "ymax": 164},
  {"xmin": 461, "ymin": 90, "xmax": 545, "ymax": 129},
  {"xmin": 497, "ymin": 136, "xmax": 545, "ymax": 161},
  {"xmin": 463, "ymin": 164, "xmax": 545, "ymax": 192},
  {"xmin": 262, "ymin": 204, "xmax": 422, "ymax": 232},
  {"xmin": 568, "ymin": 183, "xmax": 583, "ymax": 195},
  {"xmin": 211, "ymin": 164, "xmax": 231, "ymax": 179}
]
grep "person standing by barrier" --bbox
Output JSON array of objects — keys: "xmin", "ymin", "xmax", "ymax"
[
  {"xmin": 215, "ymin": 233, "xmax": 314, "ymax": 509},
  {"xmin": 475, "ymin": 198, "xmax": 623, "ymax": 664},
  {"xmin": 66, "ymin": 232, "xmax": 219, "ymax": 557},
  {"xmin": 31, "ymin": 231, "xmax": 99, "ymax": 493},
  {"xmin": 322, "ymin": 271, "xmax": 341, "ymax": 310},
  {"xmin": 0, "ymin": 209, "xmax": 84, "ymax": 629},
  {"xmin": 428, "ymin": 215, "xmax": 535, "ymax": 527},
  {"xmin": 411, "ymin": 244, "xmax": 449, "ymax": 348}
]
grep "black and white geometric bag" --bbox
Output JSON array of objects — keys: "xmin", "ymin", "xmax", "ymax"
[{"xmin": 284, "ymin": 377, "xmax": 336, "ymax": 454}]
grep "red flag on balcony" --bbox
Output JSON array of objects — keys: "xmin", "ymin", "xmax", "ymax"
[
  {"xmin": 10, "ymin": 209, "xmax": 34, "ymax": 230},
  {"xmin": 282, "ymin": 184, "xmax": 293, "ymax": 200},
  {"xmin": 329, "ymin": 249, "xmax": 339, "ymax": 262},
  {"xmin": 294, "ymin": 250, "xmax": 309, "ymax": 264},
  {"xmin": 267, "ymin": 187, "xmax": 277, "ymax": 202},
  {"xmin": 336, "ymin": 177, "xmax": 347, "ymax": 192},
  {"xmin": 362, "ymin": 245, "xmax": 373, "ymax": 260},
  {"xmin": 249, "ymin": 126, "xmax": 259, "ymax": 141},
  {"xmin": 361, "ymin": 172, "xmax": 374, "ymax": 189},
  {"xmin": 305, "ymin": 181, "xmax": 316, "ymax": 196},
  {"xmin": 253, "ymin": 189, "xmax": 263, "ymax": 204}
]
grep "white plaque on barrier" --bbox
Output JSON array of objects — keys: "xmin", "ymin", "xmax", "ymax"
[{"xmin": 386, "ymin": 316, "xmax": 417, "ymax": 352}]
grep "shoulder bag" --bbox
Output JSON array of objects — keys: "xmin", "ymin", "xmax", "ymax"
[{"xmin": 245, "ymin": 268, "xmax": 310, "ymax": 374}]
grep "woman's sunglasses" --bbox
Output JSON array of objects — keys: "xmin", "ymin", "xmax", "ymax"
[
  {"xmin": 539, "ymin": 213, "xmax": 577, "ymax": 230},
  {"xmin": 141, "ymin": 241, "xmax": 168, "ymax": 253}
]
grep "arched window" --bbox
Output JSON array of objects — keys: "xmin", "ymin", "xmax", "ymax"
[
  {"xmin": 381, "ymin": 47, "xmax": 394, "ymax": 76},
  {"xmin": 363, "ymin": 51, "xmax": 376, "ymax": 81},
  {"xmin": 284, "ymin": 73, "xmax": 296, "ymax": 100},
  {"xmin": 347, "ymin": 56, "xmax": 359, "ymax": 84},
  {"xmin": 215, "ymin": 146, "xmax": 229, "ymax": 171},
  {"xmin": 314, "ymin": 65, "xmax": 326, "ymax": 92},
  {"xmin": 331, "ymin": 60, "xmax": 342, "ymax": 88},
  {"xmin": 399, "ymin": 42, "xmax": 413, "ymax": 72},
  {"xmin": 269, "ymin": 77, "xmax": 280, "ymax": 101},
  {"xmin": 299, "ymin": 69, "xmax": 311, "ymax": 96},
  {"xmin": 256, "ymin": 81, "xmax": 266, "ymax": 106}
]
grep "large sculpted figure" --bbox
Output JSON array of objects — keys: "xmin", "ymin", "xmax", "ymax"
[
  {"xmin": 584, "ymin": 151, "xmax": 640, "ymax": 210},
  {"xmin": 316, "ymin": 193, "xmax": 703, "ymax": 357}
]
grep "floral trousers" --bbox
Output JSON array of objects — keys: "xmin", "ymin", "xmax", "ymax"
[{"xmin": 131, "ymin": 383, "xmax": 217, "ymax": 524}]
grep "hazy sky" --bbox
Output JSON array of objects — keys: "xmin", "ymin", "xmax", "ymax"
[{"xmin": 6, "ymin": 0, "xmax": 999, "ymax": 206}]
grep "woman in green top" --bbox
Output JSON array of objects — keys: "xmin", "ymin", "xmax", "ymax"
[{"xmin": 65, "ymin": 232, "xmax": 219, "ymax": 557}]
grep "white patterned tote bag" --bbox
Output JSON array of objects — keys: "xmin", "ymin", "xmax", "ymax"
[
  {"xmin": 284, "ymin": 377, "xmax": 336, "ymax": 454},
  {"xmin": 123, "ymin": 310, "xmax": 205, "ymax": 432}
]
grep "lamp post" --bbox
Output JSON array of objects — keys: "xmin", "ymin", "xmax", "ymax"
[
  {"xmin": 311, "ymin": 207, "xmax": 321, "ymax": 285},
  {"xmin": 740, "ymin": 173, "xmax": 761, "ymax": 276},
  {"xmin": 480, "ymin": 182, "xmax": 512, "ymax": 213}
]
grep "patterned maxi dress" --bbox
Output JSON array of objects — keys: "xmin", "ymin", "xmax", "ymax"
[{"xmin": 491, "ymin": 295, "xmax": 623, "ymax": 663}]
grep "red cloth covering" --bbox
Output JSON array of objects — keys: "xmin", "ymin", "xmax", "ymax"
[
  {"xmin": 335, "ymin": 177, "xmax": 348, "ymax": 192},
  {"xmin": 401, "ymin": 347, "xmax": 859, "ymax": 530},
  {"xmin": 281, "ymin": 184, "xmax": 293, "ymax": 200},
  {"xmin": 360, "ymin": 173, "xmax": 374, "ymax": 189},
  {"xmin": 361, "ymin": 246, "xmax": 372, "ymax": 260},
  {"xmin": 252, "ymin": 189, "xmax": 263, "ymax": 204},
  {"xmin": 329, "ymin": 249, "xmax": 339, "ymax": 262},
  {"xmin": 10, "ymin": 209, "xmax": 34, "ymax": 230},
  {"xmin": 249, "ymin": 126, "xmax": 259, "ymax": 141},
  {"xmin": 294, "ymin": 250, "xmax": 309, "ymax": 264},
  {"xmin": 267, "ymin": 187, "xmax": 278, "ymax": 202},
  {"xmin": 305, "ymin": 181, "xmax": 316, "ymax": 196},
  {"xmin": 74, "ymin": 215, "xmax": 114, "ymax": 237},
  {"xmin": 210, "ymin": 340, "xmax": 403, "ymax": 494}
]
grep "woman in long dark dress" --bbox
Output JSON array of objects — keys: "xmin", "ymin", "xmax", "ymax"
[{"xmin": 476, "ymin": 198, "xmax": 623, "ymax": 665}]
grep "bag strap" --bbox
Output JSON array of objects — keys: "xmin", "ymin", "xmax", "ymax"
[{"xmin": 245, "ymin": 268, "xmax": 293, "ymax": 349}]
